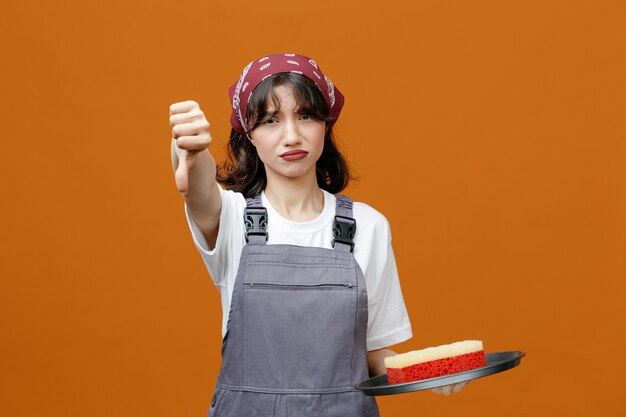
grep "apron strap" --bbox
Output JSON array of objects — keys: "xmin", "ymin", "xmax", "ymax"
[
  {"xmin": 246, "ymin": 194, "xmax": 263, "ymax": 207},
  {"xmin": 244, "ymin": 195, "xmax": 267, "ymax": 245},
  {"xmin": 333, "ymin": 194, "xmax": 356, "ymax": 253}
]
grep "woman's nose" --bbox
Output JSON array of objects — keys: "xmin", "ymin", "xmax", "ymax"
[{"xmin": 282, "ymin": 118, "xmax": 302, "ymax": 145}]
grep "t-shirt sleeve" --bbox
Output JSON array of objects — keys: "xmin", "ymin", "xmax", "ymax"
[
  {"xmin": 366, "ymin": 241, "xmax": 413, "ymax": 350},
  {"xmin": 360, "ymin": 212, "xmax": 413, "ymax": 351},
  {"xmin": 184, "ymin": 186, "xmax": 246, "ymax": 288}
]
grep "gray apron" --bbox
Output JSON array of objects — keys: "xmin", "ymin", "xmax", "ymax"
[{"xmin": 208, "ymin": 194, "xmax": 380, "ymax": 417}]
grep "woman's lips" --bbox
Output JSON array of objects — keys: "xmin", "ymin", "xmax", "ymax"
[{"xmin": 280, "ymin": 150, "xmax": 309, "ymax": 161}]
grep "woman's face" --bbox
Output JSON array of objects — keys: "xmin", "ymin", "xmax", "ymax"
[{"xmin": 249, "ymin": 85, "xmax": 326, "ymax": 184}]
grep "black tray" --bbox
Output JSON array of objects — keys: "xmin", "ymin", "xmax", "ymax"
[{"xmin": 356, "ymin": 351, "xmax": 525, "ymax": 396}]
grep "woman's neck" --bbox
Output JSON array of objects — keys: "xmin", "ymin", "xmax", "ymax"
[{"xmin": 264, "ymin": 175, "xmax": 324, "ymax": 222}]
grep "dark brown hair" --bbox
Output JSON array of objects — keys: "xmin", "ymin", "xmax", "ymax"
[{"xmin": 217, "ymin": 73, "xmax": 353, "ymax": 198}]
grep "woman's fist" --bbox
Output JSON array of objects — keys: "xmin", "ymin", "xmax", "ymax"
[{"xmin": 169, "ymin": 100, "xmax": 212, "ymax": 193}]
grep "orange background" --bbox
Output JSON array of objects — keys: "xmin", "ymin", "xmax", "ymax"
[{"xmin": 1, "ymin": 0, "xmax": 625, "ymax": 416}]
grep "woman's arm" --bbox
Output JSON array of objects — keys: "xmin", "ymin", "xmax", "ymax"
[
  {"xmin": 169, "ymin": 100, "xmax": 222, "ymax": 249},
  {"xmin": 366, "ymin": 348, "xmax": 397, "ymax": 377}
]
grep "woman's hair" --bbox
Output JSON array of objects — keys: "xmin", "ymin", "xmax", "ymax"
[{"xmin": 217, "ymin": 73, "xmax": 353, "ymax": 198}]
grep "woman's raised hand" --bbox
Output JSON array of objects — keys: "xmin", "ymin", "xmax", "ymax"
[{"xmin": 169, "ymin": 100, "xmax": 212, "ymax": 193}]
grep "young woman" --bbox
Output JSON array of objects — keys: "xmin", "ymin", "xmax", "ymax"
[{"xmin": 169, "ymin": 53, "xmax": 464, "ymax": 417}]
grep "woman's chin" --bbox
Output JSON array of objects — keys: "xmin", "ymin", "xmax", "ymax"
[{"xmin": 266, "ymin": 166, "xmax": 317, "ymax": 183}]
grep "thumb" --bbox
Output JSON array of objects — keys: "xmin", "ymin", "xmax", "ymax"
[{"xmin": 175, "ymin": 154, "xmax": 190, "ymax": 194}]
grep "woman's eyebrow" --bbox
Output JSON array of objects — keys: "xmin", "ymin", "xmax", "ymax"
[
  {"xmin": 265, "ymin": 107, "xmax": 302, "ymax": 116},
  {"xmin": 259, "ymin": 109, "xmax": 280, "ymax": 121}
]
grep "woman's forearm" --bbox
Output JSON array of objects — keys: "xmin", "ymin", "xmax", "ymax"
[
  {"xmin": 366, "ymin": 348, "xmax": 397, "ymax": 377},
  {"xmin": 170, "ymin": 137, "xmax": 221, "ymax": 248}
]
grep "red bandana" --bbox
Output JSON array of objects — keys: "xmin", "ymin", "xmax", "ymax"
[{"xmin": 228, "ymin": 53, "xmax": 344, "ymax": 134}]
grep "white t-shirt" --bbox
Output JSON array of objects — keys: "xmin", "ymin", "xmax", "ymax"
[{"xmin": 185, "ymin": 186, "xmax": 413, "ymax": 351}]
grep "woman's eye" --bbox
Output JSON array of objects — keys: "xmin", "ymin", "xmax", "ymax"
[
  {"xmin": 264, "ymin": 118, "xmax": 277, "ymax": 124},
  {"xmin": 300, "ymin": 114, "xmax": 313, "ymax": 120}
]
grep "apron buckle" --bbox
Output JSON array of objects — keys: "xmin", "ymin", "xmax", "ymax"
[
  {"xmin": 332, "ymin": 215, "xmax": 356, "ymax": 252},
  {"xmin": 244, "ymin": 207, "xmax": 268, "ymax": 242}
]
